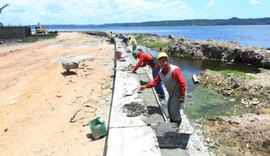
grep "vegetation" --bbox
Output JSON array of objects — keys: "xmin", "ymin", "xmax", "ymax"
[
  {"xmin": 135, "ymin": 35, "xmax": 166, "ymax": 51},
  {"xmin": 22, "ymin": 34, "xmax": 57, "ymax": 43},
  {"xmin": 219, "ymin": 69, "xmax": 255, "ymax": 79},
  {"xmin": 220, "ymin": 69, "xmax": 246, "ymax": 76}
]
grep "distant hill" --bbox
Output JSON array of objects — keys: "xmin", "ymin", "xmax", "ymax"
[
  {"xmin": 102, "ymin": 17, "xmax": 270, "ymax": 27},
  {"xmin": 31, "ymin": 17, "xmax": 270, "ymax": 29}
]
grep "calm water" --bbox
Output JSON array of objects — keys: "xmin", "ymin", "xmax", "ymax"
[{"xmin": 44, "ymin": 25, "xmax": 270, "ymax": 48}]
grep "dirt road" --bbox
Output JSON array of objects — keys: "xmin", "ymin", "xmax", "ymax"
[{"xmin": 0, "ymin": 32, "xmax": 114, "ymax": 156}]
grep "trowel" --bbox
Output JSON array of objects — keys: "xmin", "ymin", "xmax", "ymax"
[{"xmin": 123, "ymin": 88, "xmax": 141, "ymax": 96}]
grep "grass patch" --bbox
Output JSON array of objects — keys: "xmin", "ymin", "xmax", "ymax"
[
  {"xmin": 220, "ymin": 69, "xmax": 256, "ymax": 80},
  {"xmin": 220, "ymin": 69, "xmax": 256, "ymax": 79},
  {"xmin": 135, "ymin": 35, "xmax": 144, "ymax": 43},
  {"xmin": 220, "ymin": 70, "xmax": 246, "ymax": 77},
  {"xmin": 22, "ymin": 34, "xmax": 57, "ymax": 43},
  {"xmin": 135, "ymin": 35, "xmax": 165, "ymax": 51},
  {"xmin": 258, "ymin": 68, "xmax": 270, "ymax": 73}
]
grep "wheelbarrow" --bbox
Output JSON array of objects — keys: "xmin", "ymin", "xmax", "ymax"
[{"xmin": 62, "ymin": 61, "xmax": 79, "ymax": 72}]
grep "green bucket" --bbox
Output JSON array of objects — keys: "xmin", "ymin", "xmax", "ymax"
[{"xmin": 89, "ymin": 117, "xmax": 107, "ymax": 139}]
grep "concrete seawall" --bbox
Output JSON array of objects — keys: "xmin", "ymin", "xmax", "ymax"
[{"xmin": 105, "ymin": 38, "xmax": 210, "ymax": 156}]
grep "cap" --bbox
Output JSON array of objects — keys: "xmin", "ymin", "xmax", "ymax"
[{"xmin": 157, "ymin": 52, "xmax": 169, "ymax": 60}]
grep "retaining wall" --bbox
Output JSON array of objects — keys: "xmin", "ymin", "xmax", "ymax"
[{"xmin": 0, "ymin": 26, "xmax": 31, "ymax": 40}]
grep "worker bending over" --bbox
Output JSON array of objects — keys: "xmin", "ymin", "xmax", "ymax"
[
  {"xmin": 140, "ymin": 52, "xmax": 187, "ymax": 126},
  {"xmin": 131, "ymin": 49, "xmax": 165, "ymax": 99}
]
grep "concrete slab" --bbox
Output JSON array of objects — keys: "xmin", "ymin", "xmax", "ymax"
[
  {"xmin": 156, "ymin": 122, "xmax": 191, "ymax": 149},
  {"xmin": 106, "ymin": 126, "xmax": 162, "ymax": 156}
]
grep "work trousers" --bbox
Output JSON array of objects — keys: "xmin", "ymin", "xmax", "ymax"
[{"xmin": 152, "ymin": 67, "xmax": 165, "ymax": 99}]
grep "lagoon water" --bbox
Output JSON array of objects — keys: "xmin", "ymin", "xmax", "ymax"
[
  {"xmin": 45, "ymin": 25, "xmax": 268, "ymax": 119},
  {"xmin": 45, "ymin": 25, "xmax": 270, "ymax": 48}
]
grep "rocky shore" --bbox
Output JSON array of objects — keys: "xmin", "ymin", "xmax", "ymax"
[{"xmin": 168, "ymin": 37, "xmax": 270, "ymax": 69}]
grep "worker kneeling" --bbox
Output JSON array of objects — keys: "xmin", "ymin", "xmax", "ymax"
[
  {"xmin": 140, "ymin": 52, "xmax": 187, "ymax": 127},
  {"xmin": 131, "ymin": 49, "xmax": 165, "ymax": 99}
]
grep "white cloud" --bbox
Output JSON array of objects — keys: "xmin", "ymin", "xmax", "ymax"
[
  {"xmin": 1, "ymin": 0, "xmax": 197, "ymax": 25},
  {"xmin": 250, "ymin": 0, "xmax": 260, "ymax": 5},
  {"xmin": 206, "ymin": 0, "xmax": 217, "ymax": 8},
  {"xmin": 205, "ymin": 0, "xmax": 223, "ymax": 8}
]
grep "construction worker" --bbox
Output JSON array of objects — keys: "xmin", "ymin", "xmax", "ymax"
[
  {"xmin": 128, "ymin": 35, "xmax": 137, "ymax": 51},
  {"xmin": 108, "ymin": 31, "xmax": 115, "ymax": 44},
  {"xmin": 140, "ymin": 52, "xmax": 187, "ymax": 126},
  {"xmin": 131, "ymin": 49, "xmax": 165, "ymax": 99},
  {"xmin": 119, "ymin": 34, "xmax": 128, "ymax": 46}
]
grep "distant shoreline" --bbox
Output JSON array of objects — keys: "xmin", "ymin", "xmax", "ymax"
[{"xmin": 26, "ymin": 17, "xmax": 270, "ymax": 28}]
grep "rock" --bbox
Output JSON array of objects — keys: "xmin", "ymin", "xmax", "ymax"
[
  {"xmin": 228, "ymin": 119, "xmax": 240, "ymax": 124},
  {"xmin": 168, "ymin": 34, "xmax": 175, "ymax": 40},
  {"xmin": 250, "ymin": 98, "xmax": 260, "ymax": 105},
  {"xmin": 167, "ymin": 38, "xmax": 270, "ymax": 68}
]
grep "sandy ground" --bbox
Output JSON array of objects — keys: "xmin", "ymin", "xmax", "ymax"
[{"xmin": 0, "ymin": 32, "xmax": 114, "ymax": 156}]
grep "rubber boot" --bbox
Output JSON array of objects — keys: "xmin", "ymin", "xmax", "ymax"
[{"xmin": 170, "ymin": 119, "xmax": 182, "ymax": 127}]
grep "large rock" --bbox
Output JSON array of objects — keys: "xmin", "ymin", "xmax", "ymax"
[{"xmin": 168, "ymin": 37, "xmax": 270, "ymax": 69}]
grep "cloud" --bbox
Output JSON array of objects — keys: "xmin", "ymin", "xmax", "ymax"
[
  {"xmin": 205, "ymin": 0, "xmax": 225, "ymax": 8},
  {"xmin": 205, "ymin": 0, "xmax": 218, "ymax": 8},
  {"xmin": 250, "ymin": 0, "xmax": 260, "ymax": 5},
  {"xmin": 1, "ymin": 0, "xmax": 197, "ymax": 25}
]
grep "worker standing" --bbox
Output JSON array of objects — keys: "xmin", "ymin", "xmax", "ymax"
[
  {"xmin": 128, "ymin": 35, "xmax": 137, "ymax": 51},
  {"xmin": 108, "ymin": 31, "xmax": 115, "ymax": 44},
  {"xmin": 131, "ymin": 49, "xmax": 165, "ymax": 99},
  {"xmin": 140, "ymin": 52, "xmax": 187, "ymax": 127}
]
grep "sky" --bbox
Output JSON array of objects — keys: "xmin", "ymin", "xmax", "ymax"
[{"xmin": 0, "ymin": 0, "xmax": 269, "ymax": 25}]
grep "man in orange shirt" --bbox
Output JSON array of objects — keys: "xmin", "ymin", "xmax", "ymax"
[
  {"xmin": 140, "ymin": 52, "xmax": 186, "ymax": 126},
  {"xmin": 131, "ymin": 49, "xmax": 165, "ymax": 99}
]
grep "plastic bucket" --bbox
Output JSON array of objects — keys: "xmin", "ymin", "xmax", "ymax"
[
  {"xmin": 115, "ymin": 51, "xmax": 122, "ymax": 60},
  {"xmin": 89, "ymin": 117, "xmax": 107, "ymax": 139}
]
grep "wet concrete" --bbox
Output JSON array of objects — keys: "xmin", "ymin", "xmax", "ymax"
[
  {"xmin": 123, "ymin": 102, "xmax": 148, "ymax": 117},
  {"xmin": 156, "ymin": 122, "xmax": 190, "ymax": 149}
]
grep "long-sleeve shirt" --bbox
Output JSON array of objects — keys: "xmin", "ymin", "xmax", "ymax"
[
  {"xmin": 133, "ymin": 51, "xmax": 153, "ymax": 72},
  {"xmin": 128, "ymin": 37, "xmax": 137, "ymax": 46},
  {"xmin": 108, "ymin": 32, "xmax": 114, "ymax": 39},
  {"xmin": 145, "ymin": 64, "xmax": 186, "ymax": 97}
]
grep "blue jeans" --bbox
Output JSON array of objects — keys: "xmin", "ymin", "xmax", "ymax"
[
  {"xmin": 152, "ymin": 67, "xmax": 165, "ymax": 99},
  {"xmin": 123, "ymin": 38, "xmax": 128, "ymax": 46}
]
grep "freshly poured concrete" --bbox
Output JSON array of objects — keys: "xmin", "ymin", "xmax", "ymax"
[{"xmin": 105, "ymin": 39, "xmax": 210, "ymax": 156}]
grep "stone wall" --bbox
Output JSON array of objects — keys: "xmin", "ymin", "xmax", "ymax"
[{"xmin": 0, "ymin": 26, "xmax": 31, "ymax": 40}]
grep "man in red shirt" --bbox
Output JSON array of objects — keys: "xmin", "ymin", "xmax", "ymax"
[
  {"xmin": 140, "ymin": 52, "xmax": 186, "ymax": 126},
  {"xmin": 131, "ymin": 49, "xmax": 165, "ymax": 99}
]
